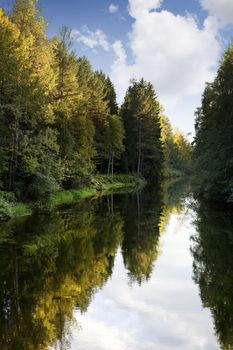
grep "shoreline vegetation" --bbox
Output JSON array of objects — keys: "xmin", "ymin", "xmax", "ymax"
[
  {"xmin": 0, "ymin": 174, "xmax": 146, "ymax": 221},
  {"xmin": 193, "ymin": 45, "xmax": 233, "ymax": 203},
  {"xmin": 0, "ymin": 2, "xmax": 192, "ymax": 221},
  {"xmin": 2, "ymin": 0, "xmax": 233, "ymax": 219}
]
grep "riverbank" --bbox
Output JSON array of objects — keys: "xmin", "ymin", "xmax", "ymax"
[{"xmin": 0, "ymin": 174, "xmax": 146, "ymax": 221}]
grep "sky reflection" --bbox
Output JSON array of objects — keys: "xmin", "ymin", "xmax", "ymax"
[{"xmin": 60, "ymin": 212, "xmax": 219, "ymax": 350}]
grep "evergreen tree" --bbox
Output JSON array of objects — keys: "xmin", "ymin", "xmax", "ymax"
[
  {"xmin": 54, "ymin": 29, "xmax": 95, "ymax": 187},
  {"xmin": 94, "ymin": 71, "xmax": 124, "ymax": 174},
  {"xmin": 121, "ymin": 79, "xmax": 163, "ymax": 180},
  {"xmin": 76, "ymin": 59, "xmax": 111, "ymax": 173},
  {"xmin": 95, "ymin": 71, "xmax": 118, "ymax": 115},
  {"xmin": 194, "ymin": 45, "xmax": 233, "ymax": 202},
  {"xmin": 88, "ymin": 72, "xmax": 110, "ymax": 170},
  {"xmin": 105, "ymin": 115, "xmax": 125, "ymax": 176}
]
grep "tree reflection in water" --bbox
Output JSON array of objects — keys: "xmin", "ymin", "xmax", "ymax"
[
  {"xmin": 0, "ymin": 180, "xmax": 189, "ymax": 350},
  {"xmin": 192, "ymin": 201, "xmax": 233, "ymax": 350}
]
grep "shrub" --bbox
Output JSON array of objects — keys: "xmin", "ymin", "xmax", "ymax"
[{"xmin": 0, "ymin": 197, "xmax": 13, "ymax": 220}]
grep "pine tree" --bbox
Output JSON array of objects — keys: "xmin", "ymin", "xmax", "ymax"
[
  {"xmin": 54, "ymin": 31, "xmax": 96, "ymax": 187},
  {"xmin": 88, "ymin": 72, "xmax": 110, "ymax": 170},
  {"xmin": 95, "ymin": 71, "xmax": 118, "ymax": 115}
]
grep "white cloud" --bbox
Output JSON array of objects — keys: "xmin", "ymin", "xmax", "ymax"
[
  {"xmin": 128, "ymin": 0, "xmax": 162, "ymax": 17},
  {"xmin": 109, "ymin": 3, "xmax": 119, "ymax": 14},
  {"xmin": 200, "ymin": 0, "xmax": 233, "ymax": 27},
  {"xmin": 112, "ymin": 40, "xmax": 127, "ymax": 65},
  {"xmin": 111, "ymin": 41, "xmax": 134, "ymax": 102},
  {"xmin": 71, "ymin": 27, "xmax": 110, "ymax": 52},
  {"xmin": 109, "ymin": 0, "xmax": 223, "ymax": 133},
  {"xmin": 72, "ymin": 0, "xmax": 233, "ymax": 133}
]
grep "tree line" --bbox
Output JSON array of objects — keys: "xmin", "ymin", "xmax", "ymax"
[
  {"xmin": 194, "ymin": 45, "xmax": 233, "ymax": 203},
  {"xmin": 0, "ymin": 0, "xmax": 192, "ymax": 202}
]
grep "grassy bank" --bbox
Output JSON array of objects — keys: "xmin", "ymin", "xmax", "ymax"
[{"xmin": 0, "ymin": 174, "xmax": 146, "ymax": 221}]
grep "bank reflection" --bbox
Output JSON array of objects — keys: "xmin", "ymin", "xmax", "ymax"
[
  {"xmin": 0, "ymin": 199, "xmax": 123, "ymax": 350},
  {"xmin": 120, "ymin": 187, "xmax": 162, "ymax": 284},
  {"xmin": 0, "ymin": 180, "xmax": 188, "ymax": 350},
  {"xmin": 192, "ymin": 201, "xmax": 233, "ymax": 350}
]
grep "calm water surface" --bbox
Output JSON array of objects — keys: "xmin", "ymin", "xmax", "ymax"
[{"xmin": 0, "ymin": 182, "xmax": 232, "ymax": 349}]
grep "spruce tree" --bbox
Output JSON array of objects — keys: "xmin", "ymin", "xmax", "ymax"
[{"xmin": 121, "ymin": 79, "xmax": 163, "ymax": 180}]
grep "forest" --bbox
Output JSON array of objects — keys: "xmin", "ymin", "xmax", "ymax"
[
  {"xmin": 194, "ymin": 46, "xmax": 233, "ymax": 203},
  {"xmin": 0, "ymin": 0, "xmax": 192, "ymax": 219}
]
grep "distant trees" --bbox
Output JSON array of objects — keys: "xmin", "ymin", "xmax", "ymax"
[
  {"xmin": 194, "ymin": 45, "xmax": 233, "ymax": 202},
  {"xmin": 161, "ymin": 114, "xmax": 192, "ymax": 177}
]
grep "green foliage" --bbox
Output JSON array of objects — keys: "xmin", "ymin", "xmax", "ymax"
[
  {"xmin": 13, "ymin": 202, "xmax": 32, "ymax": 216},
  {"xmin": 0, "ymin": 191, "xmax": 17, "ymax": 220},
  {"xmin": 95, "ymin": 174, "xmax": 146, "ymax": 191},
  {"xmin": 194, "ymin": 45, "xmax": 233, "ymax": 202},
  {"xmin": 0, "ymin": 3, "xmax": 59, "ymax": 198},
  {"xmin": 121, "ymin": 79, "xmax": 163, "ymax": 180},
  {"xmin": 161, "ymin": 115, "xmax": 193, "ymax": 177},
  {"xmin": 105, "ymin": 114, "xmax": 125, "ymax": 176},
  {"xmin": 0, "ymin": 2, "xmax": 186, "ymax": 210},
  {"xmin": 0, "ymin": 197, "xmax": 13, "ymax": 220},
  {"xmin": 53, "ymin": 29, "xmax": 95, "ymax": 187},
  {"xmin": 20, "ymin": 128, "xmax": 62, "ymax": 199},
  {"xmin": 95, "ymin": 71, "xmax": 119, "ymax": 115}
]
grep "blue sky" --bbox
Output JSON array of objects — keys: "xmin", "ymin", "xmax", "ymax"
[{"xmin": 2, "ymin": 0, "xmax": 233, "ymax": 136}]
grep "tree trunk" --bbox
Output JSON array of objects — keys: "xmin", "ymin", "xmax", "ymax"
[
  {"xmin": 111, "ymin": 152, "xmax": 114, "ymax": 177},
  {"xmin": 108, "ymin": 157, "xmax": 111, "ymax": 176},
  {"xmin": 111, "ymin": 192, "xmax": 114, "ymax": 217},
  {"xmin": 8, "ymin": 117, "xmax": 19, "ymax": 191},
  {"xmin": 12, "ymin": 246, "xmax": 21, "ymax": 328},
  {"xmin": 137, "ymin": 125, "xmax": 142, "ymax": 176},
  {"xmin": 141, "ymin": 155, "xmax": 144, "ymax": 177},
  {"xmin": 137, "ymin": 191, "xmax": 141, "ymax": 240}
]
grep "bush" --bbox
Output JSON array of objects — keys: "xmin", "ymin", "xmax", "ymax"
[
  {"xmin": 0, "ymin": 197, "xmax": 13, "ymax": 220},
  {"xmin": 0, "ymin": 191, "xmax": 16, "ymax": 202},
  {"xmin": 0, "ymin": 191, "xmax": 16, "ymax": 221}
]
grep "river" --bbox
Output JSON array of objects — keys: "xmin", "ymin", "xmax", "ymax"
[{"xmin": 0, "ymin": 181, "xmax": 232, "ymax": 349}]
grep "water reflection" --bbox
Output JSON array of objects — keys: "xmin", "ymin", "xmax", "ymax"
[
  {"xmin": 0, "ymin": 179, "xmax": 222, "ymax": 349},
  {"xmin": 121, "ymin": 188, "xmax": 162, "ymax": 284},
  {"xmin": 192, "ymin": 201, "xmax": 233, "ymax": 350},
  {"xmin": 0, "ymin": 199, "xmax": 123, "ymax": 349}
]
